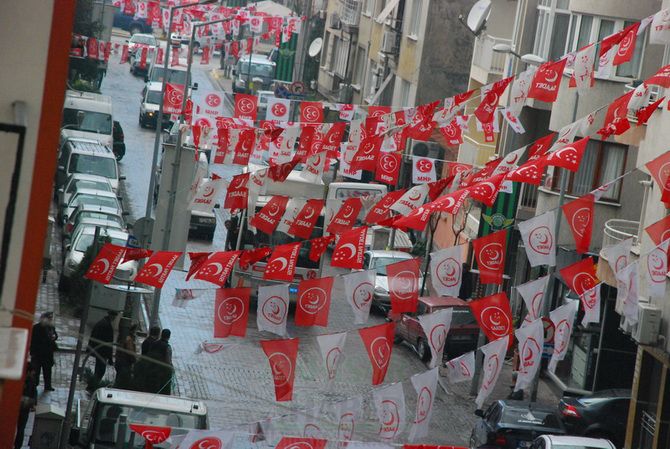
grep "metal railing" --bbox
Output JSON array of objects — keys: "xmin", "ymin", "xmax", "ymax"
[
  {"xmin": 518, "ymin": 183, "xmax": 539, "ymax": 210},
  {"xmin": 472, "ymin": 35, "xmax": 511, "ymax": 75},
  {"xmin": 340, "ymin": 0, "xmax": 361, "ymax": 27},
  {"xmin": 603, "ymin": 218, "xmax": 639, "ymax": 248}
]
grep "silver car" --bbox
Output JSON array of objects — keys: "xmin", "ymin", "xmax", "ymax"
[
  {"xmin": 61, "ymin": 188, "xmax": 122, "ymax": 225},
  {"xmin": 362, "ymin": 250, "xmax": 423, "ymax": 312},
  {"xmin": 57, "ymin": 174, "xmax": 113, "ymax": 215}
]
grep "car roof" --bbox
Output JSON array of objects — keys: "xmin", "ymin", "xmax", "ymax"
[
  {"xmin": 95, "ymin": 388, "xmax": 207, "ymax": 415},
  {"xmin": 239, "ymin": 54, "xmax": 275, "ymax": 64},
  {"xmin": 367, "ymin": 250, "xmax": 413, "ymax": 258},
  {"xmin": 542, "ymin": 435, "xmax": 614, "ymax": 447},
  {"xmin": 131, "ymin": 33, "xmax": 155, "ymax": 40},
  {"xmin": 66, "ymin": 139, "xmax": 114, "ymax": 157},
  {"xmin": 146, "ymin": 81, "xmax": 163, "ymax": 91},
  {"xmin": 73, "ymin": 204, "xmax": 121, "ymax": 215},
  {"xmin": 80, "ymin": 226, "xmax": 128, "ymax": 239},
  {"xmin": 65, "ymin": 90, "xmax": 112, "ymax": 105},
  {"xmin": 496, "ymin": 401, "xmax": 565, "ymax": 432},
  {"xmin": 77, "ymin": 217, "xmax": 123, "ymax": 227},
  {"xmin": 67, "ymin": 173, "xmax": 111, "ymax": 184},
  {"xmin": 419, "ymin": 296, "xmax": 467, "ymax": 308},
  {"xmin": 72, "ymin": 188, "xmax": 117, "ymax": 198}
]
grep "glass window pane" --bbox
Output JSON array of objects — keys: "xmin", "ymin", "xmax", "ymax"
[
  {"xmin": 549, "ymin": 13, "xmax": 570, "ymax": 60},
  {"xmin": 617, "ymin": 21, "xmax": 644, "ymax": 78},
  {"xmin": 556, "ymin": 0, "xmax": 569, "ymax": 9},
  {"xmin": 599, "ymin": 143, "xmax": 626, "ymax": 199},
  {"xmin": 598, "ymin": 19, "xmax": 615, "ymax": 41},
  {"xmin": 571, "ymin": 141, "xmax": 598, "ymax": 195},
  {"xmin": 577, "ymin": 15, "xmax": 594, "ymax": 50},
  {"xmin": 533, "ymin": 10, "xmax": 547, "ymax": 57}
]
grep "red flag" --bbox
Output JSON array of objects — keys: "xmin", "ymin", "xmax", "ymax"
[
  {"xmin": 268, "ymin": 156, "xmax": 301, "ymax": 182},
  {"xmin": 295, "ymin": 277, "xmax": 334, "ymax": 327},
  {"xmin": 261, "ymin": 338, "xmax": 299, "ymax": 401},
  {"xmin": 375, "ymin": 151, "xmax": 402, "ymax": 185},
  {"xmin": 232, "ymin": 128, "xmax": 256, "ymax": 166},
  {"xmin": 562, "ymin": 194, "xmax": 595, "ymax": 254},
  {"xmin": 473, "ymin": 229, "xmax": 507, "ymax": 285},
  {"xmin": 309, "ymin": 235, "xmax": 335, "ymax": 262},
  {"xmin": 155, "ymin": 46, "xmax": 164, "ymax": 65},
  {"xmin": 170, "ymin": 46, "xmax": 180, "ymax": 66},
  {"xmin": 474, "ymin": 77, "xmax": 513, "ymax": 124},
  {"xmin": 469, "ymin": 292, "xmax": 514, "ymax": 343},
  {"xmin": 163, "ymin": 83, "xmax": 184, "ymax": 115},
  {"xmin": 294, "ymin": 125, "xmax": 317, "ymax": 161},
  {"xmin": 276, "ymin": 437, "xmax": 327, "ymax": 449},
  {"xmin": 234, "ymin": 94, "xmax": 258, "ymax": 121},
  {"xmin": 264, "ymin": 242, "xmax": 301, "ymax": 281},
  {"xmin": 328, "ymin": 198, "xmax": 363, "ymax": 234},
  {"xmin": 224, "ymin": 173, "xmax": 249, "ymax": 210},
  {"xmin": 528, "ymin": 133, "xmax": 556, "ymax": 161},
  {"xmin": 239, "ymin": 247, "xmax": 272, "ymax": 269},
  {"xmin": 636, "ymin": 96, "xmax": 665, "ymax": 126},
  {"xmin": 546, "ymin": 136, "xmax": 590, "ymax": 172},
  {"xmin": 446, "ymin": 162, "xmax": 473, "ymax": 177},
  {"xmin": 350, "ymin": 135, "xmax": 383, "ymax": 172},
  {"xmin": 250, "ymin": 195, "xmax": 289, "ymax": 235},
  {"xmin": 120, "ymin": 44, "xmax": 129, "ymax": 63},
  {"xmin": 129, "ymin": 424, "xmax": 171, "ymax": 449},
  {"xmin": 85, "ymin": 243, "xmax": 126, "ymax": 284},
  {"xmin": 647, "ymin": 64, "xmax": 670, "ymax": 88},
  {"xmin": 300, "ymin": 101, "xmax": 324, "ymax": 123},
  {"xmin": 467, "ymin": 173, "xmax": 506, "ymax": 207},
  {"xmin": 386, "ymin": 258, "xmax": 421, "ymax": 314},
  {"xmin": 368, "ymin": 105, "xmax": 391, "ymax": 119},
  {"xmin": 559, "ymin": 257, "xmax": 598, "ymax": 296},
  {"xmin": 358, "ymin": 322, "xmax": 395, "ymax": 385},
  {"xmin": 122, "ymin": 248, "xmax": 153, "ymax": 264},
  {"xmin": 134, "ymin": 251, "xmax": 181, "ymax": 288},
  {"xmin": 186, "ymin": 252, "xmax": 210, "ymax": 281},
  {"xmin": 331, "ymin": 227, "xmax": 367, "ymax": 269},
  {"xmin": 288, "ymin": 199, "xmax": 324, "ymax": 239},
  {"xmin": 613, "ymin": 22, "xmax": 640, "ymax": 66},
  {"xmin": 439, "ymin": 120, "xmax": 464, "ymax": 147},
  {"xmin": 427, "ymin": 177, "xmax": 455, "ymax": 201},
  {"xmin": 527, "ymin": 58, "xmax": 568, "ymax": 103},
  {"xmin": 214, "ymin": 288, "xmax": 250, "ymax": 337},
  {"xmin": 645, "ymin": 215, "xmax": 670, "ymax": 246},
  {"xmin": 645, "ymin": 150, "xmax": 670, "ymax": 204},
  {"xmin": 365, "ymin": 190, "xmax": 405, "ymax": 224},
  {"xmin": 506, "ymin": 157, "xmax": 548, "ymax": 185},
  {"xmin": 194, "ymin": 251, "xmax": 241, "ymax": 287},
  {"xmin": 322, "ymin": 122, "xmax": 347, "ymax": 156},
  {"xmin": 406, "ymin": 118, "xmax": 436, "ymax": 141}
]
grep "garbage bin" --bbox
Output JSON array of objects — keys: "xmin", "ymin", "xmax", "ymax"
[{"xmin": 31, "ymin": 404, "xmax": 64, "ymax": 449}]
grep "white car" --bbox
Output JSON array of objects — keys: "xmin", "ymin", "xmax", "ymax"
[
  {"xmin": 362, "ymin": 250, "xmax": 422, "ymax": 312},
  {"xmin": 531, "ymin": 435, "xmax": 616, "ymax": 449},
  {"xmin": 61, "ymin": 188, "xmax": 122, "ymax": 225},
  {"xmin": 57, "ymin": 174, "xmax": 113, "ymax": 212},
  {"xmin": 127, "ymin": 33, "xmax": 157, "ymax": 56}
]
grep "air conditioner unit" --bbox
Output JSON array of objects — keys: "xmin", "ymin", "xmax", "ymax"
[
  {"xmin": 338, "ymin": 83, "xmax": 353, "ymax": 103},
  {"xmin": 633, "ymin": 302, "xmax": 661, "ymax": 345},
  {"xmin": 381, "ymin": 29, "xmax": 396, "ymax": 53},
  {"xmin": 330, "ymin": 13, "xmax": 341, "ymax": 29}
]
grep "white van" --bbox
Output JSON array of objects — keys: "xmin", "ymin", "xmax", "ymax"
[
  {"xmin": 61, "ymin": 90, "xmax": 114, "ymax": 147},
  {"xmin": 72, "ymin": 387, "xmax": 208, "ymax": 448}
]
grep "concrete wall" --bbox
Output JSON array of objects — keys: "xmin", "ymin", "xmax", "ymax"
[{"xmin": 569, "ymin": 0, "xmax": 660, "ymax": 21}]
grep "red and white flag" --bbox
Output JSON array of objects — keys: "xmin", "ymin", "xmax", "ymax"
[
  {"xmin": 134, "ymin": 251, "xmax": 181, "ymax": 288},
  {"xmin": 438, "ymin": 120, "xmax": 464, "ymax": 147},
  {"xmin": 375, "ymin": 151, "xmax": 402, "ymax": 185},
  {"xmin": 518, "ymin": 209, "xmax": 556, "ymax": 266},
  {"xmin": 275, "ymin": 437, "xmax": 327, "ymax": 449},
  {"xmin": 295, "ymin": 277, "xmax": 334, "ymax": 327},
  {"xmin": 548, "ymin": 301, "xmax": 579, "ymax": 373},
  {"xmin": 297, "ymin": 405, "xmax": 324, "ymax": 438},
  {"xmin": 359, "ymin": 322, "xmax": 395, "ymax": 385},
  {"xmin": 300, "ymin": 101, "xmax": 324, "ymax": 123},
  {"xmin": 467, "ymin": 173, "xmax": 506, "ymax": 207},
  {"xmin": 163, "ymin": 83, "xmax": 184, "ymax": 115},
  {"xmin": 616, "ymin": 261, "xmax": 639, "ymax": 324},
  {"xmin": 343, "ymin": 270, "xmax": 375, "ymax": 324},
  {"xmin": 645, "ymin": 150, "xmax": 670, "ymax": 205},
  {"xmin": 331, "ymin": 227, "xmax": 367, "ymax": 269},
  {"xmin": 85, "ymin": 243, "xmax": 126, "ymax": 284},
  {"xmin": 474, "ymin": 77, "xmax": 513, "ymax": 124},
  {"xmin": 580, "ymin": 283, "xmax": 602, "ymax": 326},
  {"xmin": 257, "ymin": 284, "xmax": 290, "ymax": 337},
  {"xmin": 514, "ymin": 319, "xmax": 544, "ymax": 392},
  {"xmin": 418, "ymin": 309, "xmax": 452, "ymax": 369},
  {"xmin": 559, "ymin": 257, "xmax": 599, "ymax": 297},
  {"xmin": 232, "ymin": 128, "xmax": 257, "ymax": 166},
  {"xmin": 250, "ymin": 195, "xmax": 289, "ymax": 235},
  {"xmin": 645, "ymin": 215, "xmax": 670, "ymax": 246},
  {"xmin": 372, "ymin": 383, "xmax": 406, "ymax": 441},
  {"xmin": 473, "ymin": 229, "xmax": 507, "ymax": 285},
  {"xmin": 234, "ymin": 94, "xmax": 258, "ymax": 121},
  {"xmin": 266, "ymin": 97, "xmax": 291, "ymax": 122},
  {"xmin": 528, "ymin": 58, "xmax": 567, "ymax": 103},
  {"xmin": 506, "ymin": 157, "xmax": 547, "ymax": 186},
  {"xmin": 328, "ymin": 198, "xmax": 363, "ymax": 234},
  {"xmin": 129, "ymin": 423, "xmax": 171, "ymax": 449},
  {"xmin": 429, "ymin": 244, "xmax": 464, "ymax": 297},
  {"xmin": 197, "ymin": 90, "xmax": 224, "ymax": 118},
  {"xmin": 387, "ymin": 258, "xmax": 421, "ymax": 314},
  {"xmin": 340, "ymin": 143, "xmax": 363, "ymax": 180},
  {"xmin": 507, "ymin": 67, "xmax": 536, "ymax": 116},
  {"xmin": 562, "ymin": 194, "xmax": 594, "ymax": 254},
  {"xmin": 365, "ymin": 190, "xmax": 405, "ymax": 225},
  {"xmin": 194, "ymin": 251, "xmax": 241, "ymax": 287},
  {"xmin": 546, "ymin": 136, "xmax": 590, "ymax": 172},
  {"xmin": 334, "ymin": 396, "xmax": 362, "ymax": 448},
  {"xmin": 602, "ymin": 237, "xmax": 633, "ymax": 276},
  {"xmin": 390, "ymin": 184, "xmax": 429, "ymax": 216},
  {"xmin": 276, "ymin": 198, "xmax": 305, "ymax": 235},
  {"xmin": 261, "ymin": 338, "xmax": 300, "ymax": 402},
  {"xmin": 316, "ymin": 331, "xmax": 347, "ymax": 382},
  {"xmin": 517, "ymin": 275, "xmax": 549, "ymax": 326},
  {"xmin": 288, "ymin": 199, "xmax": 324, "ymax": 239},
  {"xmin": 646, "ymin": 241, "xmax": 669, "ymax": 298},
  {"xmin": 350, "ymin": 135, "xmax": 383, "ymax": 172},
  {"xmin": 572, "ymin": 44, "xmax": 596, "ymax": 94},
  {"xmin": 613, "ymin": 23, "xmax": 640, "ymax": 66},
  {"xmin": 469, "ymin": 292, "xmax": 513, "ymax": 343},
  {"xmin": 412, "ymin": 157, "xmax": 437, "ymax": 184},
  {"xmin": 650, "ymin": 9, "xmax": 670, "ymax": 45},
  {"xmin": 408, "ymin": 367, "xmax": 439, "ymax": 442},
  {"xmin": 214, "ymin": 288, "xmax": 250, "ymax": 338},
  {"xmin": 122, "ymin": 248, "xmax": 152, "ymax": 264},
  {"xmin": 475, "ymin": 336, "xmax": 509, "ymax": 408},
  {"xmin": 264, "ymin": 242, "xmax": 301, "ymax": 281},
  {"xmin": 186, "ymin": 252, "xmax": 209, "ymax": 282},
  {"xmin": 178, "ymin": 430, "xmax": 234, "ymax": 449},
  {"xmin": 190, "ymin": 174, "xmax": 225, "ymax": 213},
  {"xmin": 444, "ymin": 351, "xmax": 475, "ymax": 384}
]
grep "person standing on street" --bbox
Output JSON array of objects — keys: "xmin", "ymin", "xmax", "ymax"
[
  {"xmin": 133, "ymin": 326, "xmax": 160, "ymax": 392},
  {"xmin": 14, "ymin": 363, "xmax": 37, "ymax": 449},
  {"xmin": 114, "ymin": 323, "xmax": 138, "ymax": 390},
  {"xmin": 141, "ymin": 326, "xmax": 161, "ymax": 355},
  {"xmin": 146, "ymin": 329, "xmax": 174, "ymax": 395},
  {"xmin": 30, "ymin": 312, "xmax": 58, "ymax": 391},
  {"xmin": 87, "ymin": 310, "xmax": 117, "ymax": 392}
]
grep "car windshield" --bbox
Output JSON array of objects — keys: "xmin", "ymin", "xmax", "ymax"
[
  {"xmin": 62, "ymin": 108, "xmax": 112, "ymax": 134},
  {"xmin": 77, "ymin": 212, "xmax": 123, "ymax": 226},
  {"xmin": 69, "ymin": 154, "xmax": 117, "ymax": 179},
  {"xmin": 150, "ymin": 67, "xmax": 188, "ymax": 85},
  {"xmin": 71, "ymin": 194, "xmax": 119, "ymax": 210},
  {"xmin": 371, "ymin": 256, "xmax": 414, "ymax": 276},
  {"xmin": 146, "ymin": 90, "xmax": 162, "ymax": 104},
  {"xmin": 450, "ymin": 306, "xmax": 477, "ymax": 325},
  {"xmin": 69, "ymin": 179, "xmax": 111, "ymax": 194},
  {"xmin": 74, "ymin": 234, "xmax": 126, "ymax": 252},
  {"xmin": 92, "ymin": 404, "xmax": 206, "ymax": 447},
  {"xmin": 238, "ymin": 61, "xmax": 274, "ymax": 77},
  {"xmin": 131, "ymin": 35, "xmax": 156, "ymax": 46}
]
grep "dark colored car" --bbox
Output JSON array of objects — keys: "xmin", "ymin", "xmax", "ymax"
[
  {"xmin": 470, "ymin": 400, "xmax": 566, "ymax": 449},
  {"xmin": 558, "ymin": 389, "xmax": 630, "ymax": 448},
  {"xmin": 112, "ymin": 120, "xmax": 125, "ymax": 161},
  {"xmin": 113, "ymin": 10, "xmax": 152, "ymax": 35},
  {"xmin": 390, "ymin": 296, "xmax": 479, "ymax": 362}
]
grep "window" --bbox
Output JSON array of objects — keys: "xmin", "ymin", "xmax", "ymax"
[
  {"xmin": 551, "ymin": 140, "xmax": 627, "ymax": 201},
  {"xmin": 399, "ymin": 78, "xmax": 411, "ymax": 106},
  {"xmin": 362, "ymin": 0, "xmax": 372, "ymax": 16},
  {"xmin": 533, "ymin": 0, "xmax": 571, "ymax": 61},
  {"xmin": 375, "ymin": 0, "xmax": 386, "ymax": 15},
  {"xmin": 617, "ymin": 20, "xmax": 645, "ymax": 78},
  {"xmin": 332, "ymin": 36, "xmax": 349, "ymax": 77},
  {"xmin": 353, "ymin": 47, "xmax": 367, "ymax": 86},
  {"xmin": 407, "ymin": 0, "xmax": 422, "ymax": 37}
]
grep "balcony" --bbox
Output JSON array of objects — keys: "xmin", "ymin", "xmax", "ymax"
[
  {"xmin": 471, "ymin": 35, "xmax": 510, "ymax": 84},
  {"xmin": 598, "ymin": 219, "xmax": 639, "ymax": 287},
  {"xmin": 339, "ymin": 0, "xmax": 361, "ymax": 32}
]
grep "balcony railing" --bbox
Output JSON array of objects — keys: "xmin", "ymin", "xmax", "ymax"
[
  {"xmin": 472, "ymin": 35, "xmax": 510, "ymax": 75},
  {"xmin": 603, "ymin": 219, "xmax": 639, "ymax": 248},
  {"xmin": 339, "ymin": 0, "xmax": 361, "ymax": 29}
]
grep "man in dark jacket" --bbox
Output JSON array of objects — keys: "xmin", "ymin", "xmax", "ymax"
[
  {"xmin": 141, "ymin": 326, "xmax": 161, "ymax": 355},
  {"xmin": 87, "ymin": 310, "xmax": 117, "ymax": 392},
  {"xmin": 30, "ymin": 312, "xmax": 58, "ymax": 391},
  {"xmin": 132, "ymin": 326, "xmax": 160, "ymax": 392},
  {"xmin": 14, "ymin": 362, "xmax": 37, "ymax": 449},
  {"xmin": 145, "ymin": 329, "xmax": 174, "ymax": 395}
]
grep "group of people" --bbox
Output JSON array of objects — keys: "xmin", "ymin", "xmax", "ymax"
[{"xmin": 86, "ymin": 310, "xmax": 175, "ymax": 395}]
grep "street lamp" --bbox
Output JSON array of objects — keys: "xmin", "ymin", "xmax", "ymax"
[{"xmin": 492, "ymin": 43, "xmax": 546, "ymax": 66}]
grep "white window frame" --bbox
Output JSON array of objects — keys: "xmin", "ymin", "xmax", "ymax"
[
  {"xmin": 352, "ymin": 46, "xmax": 367, "ymax": 90},
  {"xmin": 406, "ymin": 0, "xmax": 422, "ymax": 39},
  {"xmin": 532, "ymin": 0, "xmax": 572, "ymax": 61},
  {"xmin": 332, "ymin": 36, "xmax": 349, "ymax": 78},
  {"xmin": 362, "ymin": 0, "xmax": 373, "ymax": 17}
]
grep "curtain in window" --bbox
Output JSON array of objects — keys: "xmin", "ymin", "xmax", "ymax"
[
  {"xmin": 571, "ymin": 142, "xmax": 598, "ymax": 196},
  {"xmin": 599, "ymin": 143, "xmax": 626, "ymax": 198}
]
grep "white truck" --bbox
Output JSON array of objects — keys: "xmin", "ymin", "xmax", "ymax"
[{"xmin": 61, "ymin": 90, "xmax": 114, "ymax": 148}]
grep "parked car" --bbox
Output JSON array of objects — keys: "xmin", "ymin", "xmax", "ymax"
[
  {"xmin": 129, "ymin": 46, "xmax": 156, "ymax": 76},
  {"xmin": 61, "ymin": 90, "xmax": 114, "ymax": 147},
  {"xmin": 232, "ymin": 54, "xmax": 276, "ymax": 94},
  {"xmin": 63, "ymin": 204, "xmax": 126, "ymax": 241},
  {"xmin": 56, "ymin": 173, "xmax": 113, "ymax": 209},
  {"xmin": 189, "ymin": 208, "xmax": 217, "ymax": 241},
  {"xmin": 530, "ymin": 435, "xmax": 616, "ymax": 449},
  {"xmin": 56, "ymin": 138, "xmax": 122, "ymax": 191},
  {"xmin": 126, "ymin": 33, "xmax": 157, "ymax": 56},
  {"xmin": 60, "ymin": 188, "xmax": 123, "ymax": 226},
  {"xmin": 558, "ymin": 389, "xmax": 630, "ymax": 448},
  {"xmin": 113, "ymin": 10, "xmax": 152, "ymax": 35},
  {"xmin": 362, "ymin": 250, "xmax": 422, "ymax": 312},
  {"xmin": 139, "ymin": 82, "xmax": 169, "ymax": 129},
  {"xmin": 112, "ymin": 120, "xmax": 125, "ymax": 160},
  {"xmin": 256, "ymin": 89, "xmax": 275, "ymax": 120},
  {"xmin": 390, "ymin": 296, "xmax": 479, "ymax": 362},
  {"xmin": 470, "ymin": 400, "xmax": 566, "ymax": 449}
]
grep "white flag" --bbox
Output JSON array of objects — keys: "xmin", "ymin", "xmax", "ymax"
[
  {"xmin": 507, "ymin": 67, "xmax": 536, "ymax": 116},
  {"xmin": 276, "ymin": 126, "xmax": 300, "ymax": 163},
  {"xmin": 195, "ymin": 90, "xmax": 225, "ymax": 118},
  {"xmin": 647, "ymin": 241, "xmax": 669, "ymax": 298},
  {"xmin": 189, "ymin": 175, "xmax": 225, "ymax": 213},
  {"xmin": 549, "ymin": 121, "xmax": 580, "ymax": 153},
  {"xmin": 300, "ymin": 153, "xmax": 326, "ymax": 182},
  {"xmin": 334, "ymin": 396, "xmax": 362, "ymax": 448},
  {"xmin": 276, "ymin": 198, "xmax": 306, "ymax": 234},
  {"xmin": 372, "ymin": 383, "xmax": 406, "ymax": 441},
  {"xmin": 603, "ymin": 237, "xmax": 633, "ymax": 277},
  {"xmin": 548, "ymin": 301, "xmax": 579, "ymax": 373},
  {"xmin": 580, "ymin": 283, "xmax": 601, "ymax": 326},
  {"xmin": 412, "ymin": 156, "xmax": 437, "ymax": 184},
  {"xmin": 573, "ymin": 43, "xmax": 596, "ymax": 94},
  {"xmin": 616, "ymin": 261, "xmax": 639, "ymax": 324},
  {"xmin": 256, "ymin": 284, "xmax": 289, "ymax": 336},
  {"xmin": 408, "ymin": 367, "xmax": 439, "ymax": 442},
  {"xmin": 266, "ymin": 97, "xmax": 291, "ymax": 122},
  {"xmin": 342, "ymin": 270, "xmax": 375, "ymax": 324},
  {"xmin": 518, "ymin": 210, "xmax": 556, "ymax": 267},
  {"xmin": 429, "ymin": 245, "xmax": 464, "ymax": 297},
  {"xmin": 502, "ymin": 108, "xmax": 526, "ymax": 134},
  {"xmin": 348, "ymin": 119, "xmax": 364, "ymax": 145},
  {"xmin": 444, "ymin": 351, "xmax": 475, "ymax": 384},
  {"xmin": 596, "ymin": 46, "xmax": 614, "ymax": 79},
  {"xmin": 517, "ymin": 275, "xmax": 549, "ymax": 326},
  {"xmin": 493, "ymin": 146, "xmax": 527, "ymax": 176},
  {"xmin": 390, "ymin": 184, "xmax": 429, "ymax": 216},
  {"xmin": 475, "ymin": 335, "xmax": 509, "ymax": 409},
  {"xmin": 514, "ymin": 319, "xmax": 544, "ymax": 392},
  {"xmin": 316, "ymin": 332, "xmax": 347, "ymax": 382},
  {"xmin": 418, "ymin": 309, "xmax": 453, "ymax": 368},
  {"xmin": 339, "ymin": 143, "xmax": 363, "ymax": 180},
  {"xmin": 178, "ymin": 430, "xmax": 234, "ymax": 449},
  {"xmin": 297, "ymin": 405, "xmax": 324, "ymax": 438},
  {"xmin": 650, "ymin": 9, "xmax": 670, "ymax": 45},
  {"xmin": 628, "ymin": 82, "xmax": 651, "ymax": 111}
]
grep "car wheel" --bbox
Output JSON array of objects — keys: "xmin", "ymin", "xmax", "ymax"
[{"xmin": 416, "ymin": 338, "xmax": 430, "ymax": 362}]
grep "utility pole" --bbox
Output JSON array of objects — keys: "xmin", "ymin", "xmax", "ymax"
[{"xmin": 294, "ymin": 0, "xmax": 314, "ymax": 83}]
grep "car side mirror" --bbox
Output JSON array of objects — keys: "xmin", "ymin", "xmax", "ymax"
[{"xmin": 474, "ymin": 409, "xmax": 485, "ymax": 418}]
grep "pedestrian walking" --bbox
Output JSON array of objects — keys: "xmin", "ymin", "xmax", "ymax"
[
  {"xmin": 14, "ymin": 363, "xmax": 37, "ymax": 449},
  {"xmin": 145, "ymin": 329, "xmax": 174, "ymax": 395},
  {"xmin": 114, "ymin": 323, "xmax": 138, "ymax": 390},
  {"xmin": 30, "ymin": 312, "xmax": 58, "ymax": 391},
  {"xmin": 87, "ymin": 310, "xmax": 117, "ymax": 392},
  {"xmin": 133, "ymin": 326, "xmax": 160, "ymax": 392},
  {"xmin": 141, "ymin": 326, "xmax": 161, "ymax": 355}
]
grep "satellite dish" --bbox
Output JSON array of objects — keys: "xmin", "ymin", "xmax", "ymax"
[
  {"xmin": 308, "ymin": 38, "xmax": 323, "ymax": 58},
  {"xmin": 466, "ymin": 0, "xmax": 492, "ymax": 35}
]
